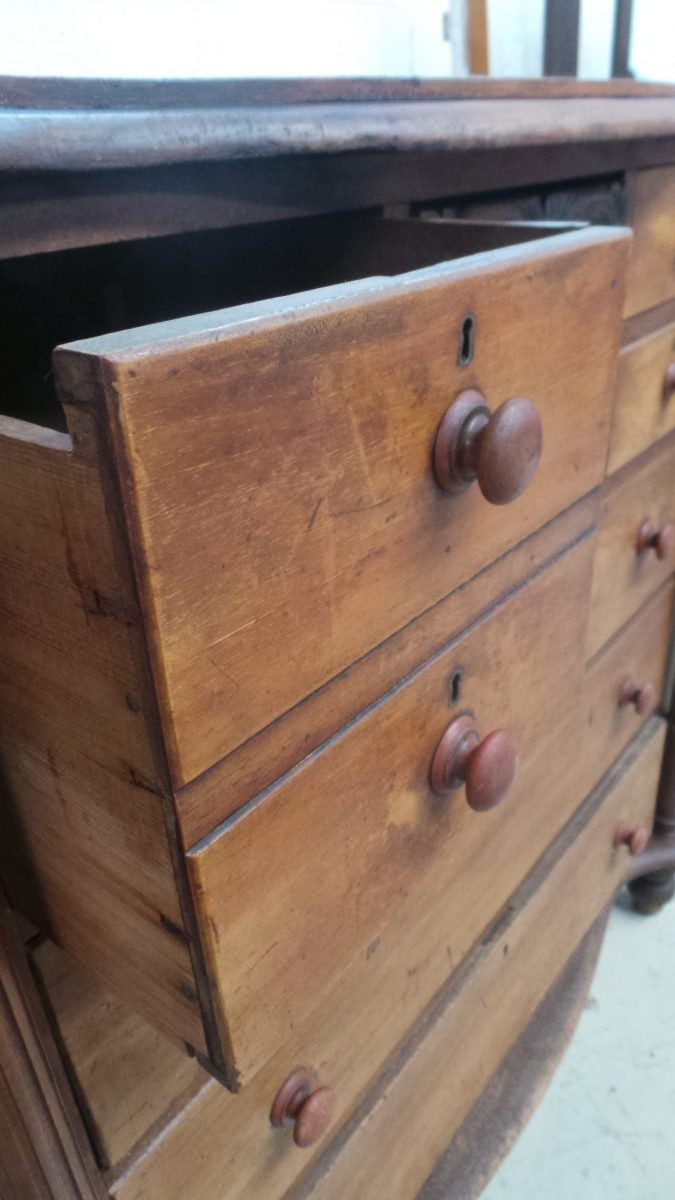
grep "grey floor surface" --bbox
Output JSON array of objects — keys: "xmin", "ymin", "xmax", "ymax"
[{"xmin": 482, "ymin": 889, "xmax": 675, "ymax": 1200}]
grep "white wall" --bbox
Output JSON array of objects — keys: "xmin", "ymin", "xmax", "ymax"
[
  {"xmin": 578, "ymin": 0, "xmax": 615, "ymax": 79},
  {"xmin": 0, "ymin": 0, "xmax": 452, "ymax": 78},
  {"xmin": 1, "ymin": 0, "xmax": 673, "ymax": 83},
  {"xmin": 631, "ymin": 0, "xmax": 675, "ymax": 82},
  {"xmin": 486, "ymin": 0, "xmax": 545, "ymax": 77}
]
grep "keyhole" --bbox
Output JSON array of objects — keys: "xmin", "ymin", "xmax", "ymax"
[
  {"xmin": 449, "ymin": 668, "xmax": 463, "ymax": 705},
  {"xmin": 457, "ymin": 314, "xmax": 475, "ymax": 366}
]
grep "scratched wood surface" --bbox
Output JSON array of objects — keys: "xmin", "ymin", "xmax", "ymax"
[
  {"xmin": 587, "ymin": 433, "xmax": 675, "ymax": 659},
  {"xmin": 188, "ymin": 536, "xmax": 604, "ymax": 1086},
  {"xmin": 186, "ymin": 553, "xmax": 673, "ymax": 1090},
  {"xmin": 0, "ymin": 417, "xmax": 206, "ymax": 1056},
  {"xmin": 56, "ymin": 225, "xmax": 628, "ymax": 788},
  {"xmin": 113, "ymin": 720, "xmax": 665, "ymax": 1200},
  {"xmin": 292, "ymin": 719, "xmax": 665, "ymax": 1200},
  {"xmin": 178, "ymin": 493, "xmax": 597, "ymax": 845}
]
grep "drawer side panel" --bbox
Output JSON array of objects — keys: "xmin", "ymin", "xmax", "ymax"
[{"xmin": 0, "ymin": 419, "xmax": 205, "ymax": 1054}]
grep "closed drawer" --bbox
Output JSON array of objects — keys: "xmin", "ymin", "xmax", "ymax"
[
  {"xmin": 608, "ymin": 322, "xmax": 675, "ymax": 475},
  {"xmin": 55, "ymin": 221, "xmax": 628, "ymax": 787},
  {"xmin": 294, "ymin": 718, "xmax": 666, "ymax": 1200},
  {"xmin": 587, "ymin": 433, "xmax": 675, "ymax": 658},
  {"xmin": 625, "ymin": 167, "xmax": 675, "ymax": 318},
  {"xmin": 113, "ymin": 719, "xmax": 666, "ymax": 1200},
  {"xmin": 188, "ymin": 534, "xmax": 600, "ymax": 1088},
  {"xmin": 583, "ymin": 580, "xmax": 673, "ymax": 792}
]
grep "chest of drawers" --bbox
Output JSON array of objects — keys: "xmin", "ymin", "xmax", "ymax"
[{"xmin": 1, "ymin": 76, "xmax": 674, "ymax": 1200}]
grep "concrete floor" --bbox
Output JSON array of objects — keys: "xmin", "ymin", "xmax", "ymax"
[{"xmin": 483, "ymin": 890, "xmax": 675, "ymax": 1200}]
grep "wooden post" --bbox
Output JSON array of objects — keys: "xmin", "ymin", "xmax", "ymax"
[
  {"xmin": 612, "ymin": 0, "xmax": 634, "ymax": 77},
  {"xmin": 544, "ymin": 0, "xmax": 580, "ymax": 76},
  {"xmin": 467, "ymin": 0, "xmax": 489, "ymax": 75}
]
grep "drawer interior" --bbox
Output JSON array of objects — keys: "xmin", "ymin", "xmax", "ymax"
[{"xmin": 1, "ymin": 212, "xmax": 578, "ymax": 430}]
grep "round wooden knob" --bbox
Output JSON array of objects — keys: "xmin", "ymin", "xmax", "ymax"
[
  {"xmin": 430, "ymin": 713, "xmax": 518, "ymax": 812},
  {"xmin": 618, "ymin": 678, "xmax": 657, "ymax": 716},
  {"xmin": 636, "ymin": 517, "xmax": 674, "ymax": 561},
  {"xmin": 433, "ymin": 389, "xmax": 542, "ymax": 505},
  {"xmin": 613, "ymin": 824, "xmax": 650, "ymax": 856},
  {"xmin": 664, "ymin": 362, "xmax": 675, "ymax": 398},
  {"xmin": 270, "ymin": 1068, "xmax": 335, "ymax": 1148}
]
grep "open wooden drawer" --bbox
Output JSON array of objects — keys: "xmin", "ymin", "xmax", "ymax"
[
  {"xmin": 51, "ymin": 216, "xmax": 628, "ymax": 788},
  {"xmin": 0, "ymin": 213, "xmax": 629, "ymax": 1081}
]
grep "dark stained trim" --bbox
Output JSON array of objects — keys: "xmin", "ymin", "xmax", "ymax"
[
  {"xmin": 612, "ymin": 0, "xmax": 635, "ymax": 78},
  {"xmin": 1, "ymin": 74, "xmax": 674, "ymax": 111},
  {"xmin": 3, "ymin": 133, "xmax": 675, "ymax": 261},
  {"xmin": 544, "ymin": 0, "xmax": 581, "ymax": 77},
  {"xmin": 1, "ymin": 96, "xmax": 675, "ymax": 173}
]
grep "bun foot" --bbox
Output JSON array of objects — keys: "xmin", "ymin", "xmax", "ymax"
[{"xmin": 628, "ymin": 870, "xmax": 675, "ymax": 915}]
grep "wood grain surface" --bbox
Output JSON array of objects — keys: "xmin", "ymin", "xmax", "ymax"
[
  {"xmin": 291, "ymin": 719, "xmax": 665, "ymax": 1200},
  {"xmin": 587, "ymin": 433, "xmax": 675, "ymax": 658},
  {"xmin": 0, "ymin": 417, "xmax": 206, "ymax": 1055},
  {"xmin": 415, "ymin": 917, "xmax": 610, "ymax": 1200},
  {"xmin": 30, "ymin": 940, "xmax": 202, "ymax": 1170},
  {"xmin": 178, "ymin": 493, "xmax": 597, "ymax": 845},
  {"xmin": 610, "ymin": 320, "xmax": 675, "ymax": 474},
  {"xmin": 56, "ymin": 226, "xmax": 628, "ymax": 787},
  {"xmin": 625, "ymin": 166, "xmax": 675, "ymax": 318},
  {"xmin": 3, "ymin": 138, "xmax": 672, "ymax": 262},
  {"xmin": 0, "ymin": 893, "xmax": 105, "ymax": 1200},
  {"xmin": 585, "ymin": 578, "xmax": 673, "ymax": 746},
  {"xmin": 188, "ymin": 536, "xmax": 600, "ymax": 1086},
  {"xmin": 2, "ymin": 97, "xmax": 675, "ymax": 172},
  {"xmin": 113, "ymin": 720, "xmax": 665, "ymax": 1200}
]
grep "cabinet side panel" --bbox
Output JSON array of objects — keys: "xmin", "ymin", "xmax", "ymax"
[{"xmin": 0, "ymin": 419, "xmax": 205, "ymax": 1053}]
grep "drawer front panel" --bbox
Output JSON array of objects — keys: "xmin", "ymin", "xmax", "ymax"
[
  {"xmin": 57, "ymin": 228, "xmax": 627, "ymax": 786},
  {"xmin": 583, "ymin": 580, "xmax": 672, "ymax": 789},
  {"xmin": 608, "ymin": 322, "xmax": 675, "ymax": 475},
  {"xmin": 295, "ymin": 718, "xmax": 665, "ymax": 1200},
  {"xmin": 114, "ymin": 720, "xmax": 666, "ymax": 1200},
  {"xmin": 625, "ymin": 167, "xmax": 675, "ymax": 318},
  {"xmin": 189, "ymin": 535, "xmax": 599, "ymax": 1085},
  {"xmin": 178, "ymin": 494, "xmax": 597, "ymax": 844},
  {"xmin": 587, "ymin": 433, "xmax": 675, "ymax": 659}
]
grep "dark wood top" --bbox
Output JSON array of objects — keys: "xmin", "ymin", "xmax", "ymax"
[
  {"xmin": 1, "ymin": 97, "xmax": 674, "ymax": 172},
  {"xmin": 0, "ymin": 76, "xmax": 674, "ymax": 172},
  {"xmin": 1, "ymin": 76, "xmax": 674, "ymax": 258},
  {"xmin": 2, "ymin": 75, "xmax": 675, "ymax": 110}
]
